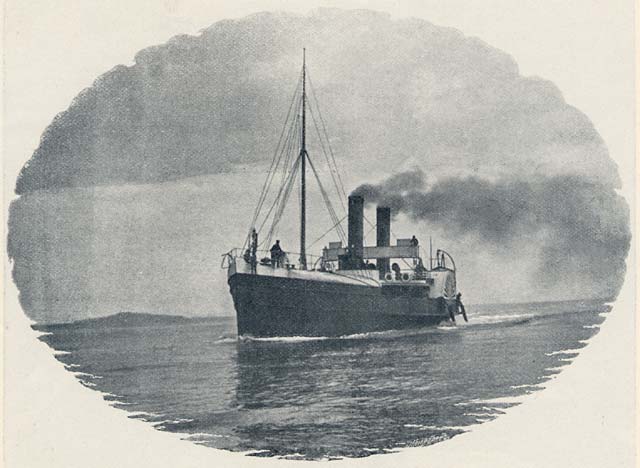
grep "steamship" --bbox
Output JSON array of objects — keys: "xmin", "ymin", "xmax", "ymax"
[{"xmin": 222, "ymin": 51, "xmax": 460, "ymax": 337}]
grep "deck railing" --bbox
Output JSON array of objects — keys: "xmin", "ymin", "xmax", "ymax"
[
  {"xmin": 221, "ymin": 248, "xmax": 324, "ymax": 270},
  {"xmin": 222, "ymin": 247, "xmax": 447, "ymax": 286}
]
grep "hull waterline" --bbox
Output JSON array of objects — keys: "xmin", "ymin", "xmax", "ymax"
[{"xmin": 229, "ymin": 271, "xmax": 453, "ymax": 337}]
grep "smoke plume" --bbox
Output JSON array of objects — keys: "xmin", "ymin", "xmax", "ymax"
[{"xmin": 353, "ymin": 170, "xmax": 630, "ymax": 299}]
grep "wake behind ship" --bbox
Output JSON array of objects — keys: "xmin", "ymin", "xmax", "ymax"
[{"xmin": 222, "ymin": 51, "xmax": 464, "ymax": 337}]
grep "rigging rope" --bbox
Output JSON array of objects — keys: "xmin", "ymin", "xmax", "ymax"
[
  {"xmin": 243, "ymin": 71, "xmax": 304, "ymax": 250},
  {"xmin": 308, "ymin": 215, "xmax": 347, "ymax": 248},
  {"xmin": 307, "ymin": 72, "xmax": 349, "ymax": 201},
  {"xmin": 306, "ymin": 156, "xmax": 347, "ymax": 243},
  {"xmin": 265, "ymin": 154, "xmax": 302, "ymax": 247},
  {"xmin": 308, "ymin": 103, "xmax": 347, "ymax": 216},
  {"xmin": 256, "ymin": 111, "xmax": 301, "ymax": 239}
]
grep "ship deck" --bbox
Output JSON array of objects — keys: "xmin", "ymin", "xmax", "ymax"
[{"xmin": 228, "ymin": 258, "xmax": 430, "ymax": 288}]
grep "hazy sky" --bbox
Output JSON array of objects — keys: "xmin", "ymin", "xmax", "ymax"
[{"xmin": 8, "ymin": 9, "xmax": 630, "ymax": 323}]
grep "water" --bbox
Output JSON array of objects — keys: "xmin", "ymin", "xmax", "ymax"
[{"xmin": 36, "ymin": 300, "xmax": 609, "ymax": 460}]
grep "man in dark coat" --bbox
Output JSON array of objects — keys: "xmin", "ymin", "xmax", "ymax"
[{"xmin": 270, "ymin": 240, "xmax": 284, "ymax": 267}]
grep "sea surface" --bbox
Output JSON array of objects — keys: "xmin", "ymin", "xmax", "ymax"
[{"xmin": 37, "ymin": 300, "xmax": 609, "ymax": 460}]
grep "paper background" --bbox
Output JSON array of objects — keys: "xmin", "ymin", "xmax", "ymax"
[{"xmin": 3, "ymin": 1, "xmax": 636, "ymax": 466}]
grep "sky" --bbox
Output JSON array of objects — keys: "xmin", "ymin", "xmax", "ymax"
[{"xmin": 6, "ymin": 8, "xmax": 630, "ymax": 323}]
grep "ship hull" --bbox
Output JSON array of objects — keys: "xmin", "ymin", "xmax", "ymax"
[{"xmin": 228, "ymin": 271, "xmax": 453, "ymax": 337}]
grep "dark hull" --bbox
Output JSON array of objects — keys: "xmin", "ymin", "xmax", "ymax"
[{"xmin": 228, "ymin": 272, "xmax": 453, "ymax": 337}]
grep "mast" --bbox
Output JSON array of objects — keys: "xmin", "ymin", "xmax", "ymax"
[{"xmin": 299, "ymin": 48, "xmax": 308, "ymax": 270}]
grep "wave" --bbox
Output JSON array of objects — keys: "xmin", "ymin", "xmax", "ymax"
[
  {"xmin": 240, "ymin": 335, "xmax": 331, "ymax": 343},
  {"xmin": 546, "ymin": 348, "xmax": 583, "ymax": 356},
  {"xmin": 230, "ymin": 306, "xmax": 568, "ymax": 343},
  {"xmin": 73, "ymin": 371, "xmax": 103, "ymax": 380},
  {"xmin": 126, "ymin": 410, "xmax": 162, "ymax": 419},
  {"xmin": 107, "ymin": 400, "xmax": 132, "ymax": 406},
  {"xmin": 153, "ymin": 418, "xmax": 195, "ymax": 428},
  {"xmin": 247, "ymin": 323, "xmax": 463, "ymax": 342},
  {"xmin": 509, "ymin": 384, "xmax": 542, "ymax": 390},
  {"xmin": 239, "ymin": 328, "xmax": 417, "ymax": 343},
  {"xmin": 402, "ymin": 433, "xmax": 452, "ymax": 448},
  {"xmin": 473, "ymin": 301, "xmax": 610, "ymax": 316},
  {"xmin": 464, "ymin": 313, "xmax": 534, "ymax": 326},
  {"xmin": 466, "ymin": 413, "xmax": 498, "ymax": 421},
  {"xmin": 404, "ymin": 423, "xmax": 468, "ymax": 432},
  {"xmin": 181, "ymin": 432, "xmax": 222, "ymax": 440},
  {"xmin": 433, "ymin": 313, "xmax": 537, "ymax": 330},
  {"xmin": 463, "ymin": 396, "xmax": 525, "ymax": 406},
  {"xmin": 214, "ymin": 335, "xmax": 237, "ymax": 344},
  {"xmin": 239, "ymin": 314, "xmax": 535, "ymax": 342}
]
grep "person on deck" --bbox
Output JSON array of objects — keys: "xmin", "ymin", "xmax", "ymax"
[
  {"xmin": 456, "ymin": 292, "xmax": 468, "ymax": 322},
  {"xmin": 414, "ymin": 258, "xmax": 427, "ymax": 278},
  {"xmin": 250, "ymin": 229, "xmax": 258, "ymax": 273},
  {"xmin": 392, "ymin": 262, "xmax": 401, "ymax": 280},
  {"xmin": 270, "ymin": 240, "xmax": 284, "ymax": 267},
  {"xmin": 410, "ymin": 235, "xmax": 419, "ymax": 246}
]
